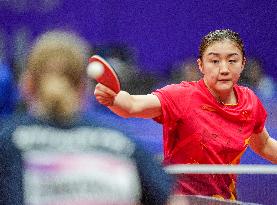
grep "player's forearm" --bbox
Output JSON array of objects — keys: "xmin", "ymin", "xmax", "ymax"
[
  {"xmin": 261, "ymin": 137, "xmax": 277, "ymax": 164},
  {"xmin": 250, "ymin": 128, "xmax": 277, "ymax": 164},
  {"xmin": 108, "ymin": 91, "xmax": 162, "ymax": 119},
  {"xmin": 108, "ymin": 91, "xmax": 135, "ymax": 118}
]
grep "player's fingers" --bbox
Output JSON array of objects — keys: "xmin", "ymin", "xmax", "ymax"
[
  {"xmin": 96, "ymin": 97, "xmax": 114, "ymax": 106},
  {"xmin": 94, "ymin": 89, "xmax": 114, "ymax": 98},
  {"xmin": 95, "ymin": 95, "xmax": 113, "ymax": 102},
  {"xmin": 94, "ymin": 83, "xmax": 117, "ymax": 96}
]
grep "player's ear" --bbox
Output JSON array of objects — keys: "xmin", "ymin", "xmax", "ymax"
[
  {"xmin": 197, "ymin": 58, "xmax": 204, "ymax": 74},
  {"xmin": 241, "ymin": 57, "xmax": 246, "ymax": 70},
  {"xmin": 20, "ymin": 70, "xmax": 35, "ymax": 101}
]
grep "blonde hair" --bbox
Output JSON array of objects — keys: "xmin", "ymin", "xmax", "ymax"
[{"xmin": 26, "ymin": 30, "xmax": 90, "ymax": 122}]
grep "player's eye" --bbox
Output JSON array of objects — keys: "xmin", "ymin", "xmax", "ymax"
[
  {"xmin": 211, "ymin": 60, "xmax": 219, "ymax": 64},
  {"xmin": 229, "ymin": 60, "xmax": 237, "ymax": 63}
]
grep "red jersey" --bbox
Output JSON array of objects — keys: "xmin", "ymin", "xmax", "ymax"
[{"xmin": 152, "ymin": 79, "xmax": 267, "ymax": 200}]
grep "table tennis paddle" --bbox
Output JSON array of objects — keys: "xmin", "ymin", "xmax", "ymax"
[{"xmin": 87, "ymin": 55, "xmax": 121, "ymax": 93}]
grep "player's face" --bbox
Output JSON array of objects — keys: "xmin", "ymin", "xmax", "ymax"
[{"xmin": 197, "ymin": 39, "xmax": 246, "ymax": 95}]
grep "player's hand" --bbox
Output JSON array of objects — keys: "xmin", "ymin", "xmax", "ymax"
[{"xmin": 94, "ymin": 83, "xmax": 117, "ymax": 106}]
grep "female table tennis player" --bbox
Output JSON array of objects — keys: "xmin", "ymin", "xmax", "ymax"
[{"xmin": 94, "ymin": 29, "xmax": 277, "ymax": 200}]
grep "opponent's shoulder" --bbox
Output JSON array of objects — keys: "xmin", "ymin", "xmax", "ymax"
[{"xmin": 0, "ymin": 112, "xmax": 27, "ymax": 139}]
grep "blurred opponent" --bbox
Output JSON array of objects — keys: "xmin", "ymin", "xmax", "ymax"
[{"xmin": 0, "ymin": 30, "xmax": 172, "ymax": 205}]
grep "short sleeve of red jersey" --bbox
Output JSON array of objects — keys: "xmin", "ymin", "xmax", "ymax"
[
  {"xmin": 253, "ymin": 97, "xmax": 267, "ymax": 134},
  {"xmin": 152, "ymin": 82, "xmax": 193, "ymax": 124}
]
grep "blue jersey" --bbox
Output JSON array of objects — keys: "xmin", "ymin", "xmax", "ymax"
[
  {"xmin": 0, "ymin": 113, "xmax": 172, "ymax": 205},
  {"xmin": 0, "ymin": 62, "xmax": 18, "ymax": 117}
]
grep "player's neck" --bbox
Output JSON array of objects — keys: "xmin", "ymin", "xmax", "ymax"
[
  {"xmin": 217, "ymin": 92, "xmax": 237, "ymax": 105},
  {"xmin": 204, "ymin": 82, "xmax": 237, "ymax": 105}
]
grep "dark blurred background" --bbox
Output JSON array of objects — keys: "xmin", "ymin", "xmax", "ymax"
[
  {"xmin": 0, "ymin": 0, "xmax": 276, "ymax": 78},
  {"xmin": 0, "ymin": 1, "xmax": 277, "ymax": 204}
]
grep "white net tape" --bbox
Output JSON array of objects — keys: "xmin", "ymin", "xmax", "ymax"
[
  {"xmin": 164, "ymin": 165, "xmax": 277, "ymax": 204},
  {"xmin": 165, "ymin": 164, "xmax": 277, "ymax": 175}
]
